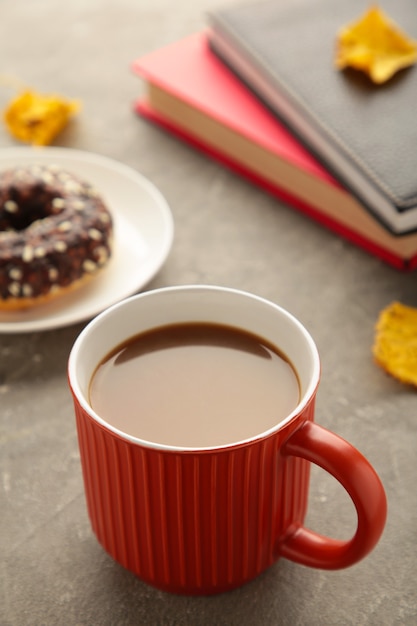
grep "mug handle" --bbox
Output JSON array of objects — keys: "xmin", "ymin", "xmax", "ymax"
[{"xmin": 279, "ymin": 421, "xmax": 387, "ymax": 569}]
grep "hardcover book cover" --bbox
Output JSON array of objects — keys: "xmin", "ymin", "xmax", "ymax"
[
  {"xmin": 208, "ymin": 0, "xmax": 417, "ymax": 235},
  {"xmin": 133, "ymin": 33, "xmax": 417, "ymax": 269}
]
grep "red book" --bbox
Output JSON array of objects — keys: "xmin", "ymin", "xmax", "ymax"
[{"xmin": 132, "ymin": 32, "xmax": 417, "ymax": 270}]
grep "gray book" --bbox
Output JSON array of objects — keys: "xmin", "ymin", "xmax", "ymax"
[{"xmin": 208, "ymin": 0, "xmax": 417, "ymax": 235}]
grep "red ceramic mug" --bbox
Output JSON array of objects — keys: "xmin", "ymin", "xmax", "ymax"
[{"xmin": 68, "ymin": 285, "xmax": 387, "ymax": 594}]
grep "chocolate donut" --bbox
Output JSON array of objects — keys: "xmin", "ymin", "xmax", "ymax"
[{"xmin": 0, "ymin": 164, "xmax": 113, "ymax": 310}]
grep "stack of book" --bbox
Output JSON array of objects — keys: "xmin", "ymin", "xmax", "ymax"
[{"xmin": 132, "ymin": 0, "xmax": 417, "ymax": 270}]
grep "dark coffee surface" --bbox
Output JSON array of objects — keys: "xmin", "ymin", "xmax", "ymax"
[{"xmin": 89, "ymin": 322, "xmax": 300, "ymax": 447}]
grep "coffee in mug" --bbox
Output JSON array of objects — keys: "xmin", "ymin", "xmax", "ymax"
[{"xmin": 89, "ymin": 322, "xmax": 300, "ymax": 447}]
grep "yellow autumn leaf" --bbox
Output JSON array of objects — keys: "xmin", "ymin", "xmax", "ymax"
[
  {"xmin": 335, "ymin": 5, "xmax": 417, "ymax": 84},
  {"xmin": 3, "ymin": 90, "xmax": 80, "ymax": 145},
  {"xmin": 373, "ymin": 301, "xmax": 417, "ymax": 386}
]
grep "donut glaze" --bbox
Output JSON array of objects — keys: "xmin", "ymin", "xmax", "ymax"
[{"xmin": 0, "ymin": 164, "xmax": 113, "ymax": 309}]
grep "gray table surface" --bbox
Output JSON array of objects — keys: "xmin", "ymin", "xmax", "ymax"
[{"xmin": 1, "ymin": 1, "xmax": 416, "ymax": 625}]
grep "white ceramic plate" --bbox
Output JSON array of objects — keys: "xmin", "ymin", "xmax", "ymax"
[{"xmin": 0, "ymin": 147, "xmax": 174, "ymax": 333}]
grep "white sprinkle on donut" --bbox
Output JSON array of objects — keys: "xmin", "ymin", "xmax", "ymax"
[
  {"xmin": 34, "ymin": 247, "xmax": 46, "ymax": 258},
  {"xmin": 8, "ymin": 267, "xmax": 23, "ymax": 281},
  {"xmin": 88, "ymin": 228, "xmax": 102, "ymax": 241},
  {"xmin": 8, "ymin": 282, "xmax": 20, "ymax": 296},
  {"xmin": 4, "ymin": 200, "xmax": 18, "ymax": 213},
  {"xmin": 82, "ymin": 259, "xmax": 97, "ymax": 273},
  {"xmin": 65, "ymin": 181, "xmax": 82, "ymax": 194},
  {"xmin": 52, "ymin": 198, "xmax": 65, "ymax": 209},
  {"xmin": 54, "ymin": 241, "xmax": 68, "ymax": 253},
  {"xmin": 22, "ymin": 246, "xmax": 34, "ymax": 263},
  {"xmin": 48, "ymin": 267, "xmax": 59, "ymax": 281},
  {"xmin": 94, "ymin": 246, "xmax": 109, "ymax": 265},
  {"xmin": 22, "ymin": 284, "xmax": 33, "ymax": 297},
  {"xmin": 41, "ymin": 172, "xmax": 54, "ymax": 185},
  {"xmin": 58, "ymin": 221, "xmax": 72, "ymax": 232}
]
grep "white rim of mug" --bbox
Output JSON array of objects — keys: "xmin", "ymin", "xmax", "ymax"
[{"xmin": 68, "ymin": 285, "xmax": 321, "ymax": 452}]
